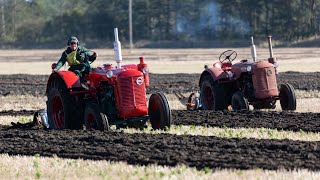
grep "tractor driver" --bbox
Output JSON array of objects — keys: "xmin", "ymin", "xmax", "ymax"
[{"xmin": 54, "ymin": 36, "xmax": 98, "ymax": 89}]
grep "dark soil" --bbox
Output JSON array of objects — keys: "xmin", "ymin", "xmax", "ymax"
[
  {"xmin": 172, "ymin": 110, "xmax": 320, "ymax": 133},
  {"xmin": 0, "ymin": 72, "xmax": 319, "ymax": 96},
  {"xmin": 0, "ymin": 125, "xmax": 320, "ymax": 171},
  {"xmin": 2, "ymin": 109, "xmax": 320, "ymax": 133},
  {"xmin": 0, "ymin": 110, "xmax": 34, "ymax": 116}
]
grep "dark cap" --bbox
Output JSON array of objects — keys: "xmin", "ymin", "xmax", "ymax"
[{"xmin": 67, "ymin": 36, "xmax": 79, "ymax": 45}]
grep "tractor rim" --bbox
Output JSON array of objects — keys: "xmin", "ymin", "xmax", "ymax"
[
  {"xmin": 280, "ymin": 89, "xmax": 289, "ymax": 108},
  {"xmin": 87, "ymin": 112, "xmax": 97, "ymax": 129},
  {"xmin": 232, "ymin": 99, "xmax": 241, "ymax": 110},
  {"xmin": 151, "ymin": 100, "xmax": 161, "ymax": 127},
  {"xmin": 203, "ymin": 86, "xmax": 214, "ymax": 109},
  {"xmin": 52, "ymin": 95, "xmax": 64, "ymax": 129}
]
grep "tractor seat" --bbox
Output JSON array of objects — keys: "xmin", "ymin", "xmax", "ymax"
[
  {"xmin": 213, "ymin": 62, "xmax": 232, "ymax": 71},
  {"xmin": 221, "ymin": 62, "xmax": 232, "ymax": 71}
]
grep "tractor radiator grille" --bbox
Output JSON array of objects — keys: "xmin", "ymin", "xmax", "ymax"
[
  {"xmin": 118, "ymin": 76, "xmax": 146, "ymax": 108},
  {"xmin": 252, "ymin": 66, "xmax": 278, "ymax": 99}
]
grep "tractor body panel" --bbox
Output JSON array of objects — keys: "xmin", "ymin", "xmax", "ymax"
[
  {"xmin": 199, "ymin": 67, "xmax": 229, "ymax": 84},
  {"xmin": 252, "ymin": 61, "xmax": 278, "ymax": 99},
  {"xmin": 46, "ymin": 71, "xmax": 81, "ymax": 94},
  {"xmin": 116, "ymin": 70, "xmax": 148, "ymax": 118}
]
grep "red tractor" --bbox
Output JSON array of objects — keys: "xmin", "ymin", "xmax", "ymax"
[
  {"xmin": 187, "ymin": 36, "xmax": 296, "ymax": 111},
  {"xmin": 46, "ymin": 28, "xmax": 171, "ymax": 130}
]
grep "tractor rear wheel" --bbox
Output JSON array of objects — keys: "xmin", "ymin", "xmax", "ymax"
[
  {"xmin": 84, "ymin": 102, "xmax": 110, "ymax": 131},
  {"xmin": 47, "ymin": 78, "xmax": 76, "ymax": 129},
  {"xmin": 200, "ymin": 76, "xmax": 228, "ymax": 110},
  {"xmin": 231, "ymin": 91, "xmax": 249, "ymax": 110},
  {"xmin": 148, "ymin": 92, "xmax": 171, "ymax": 130},
  {"xmin": 279, "ymin": 83, "xmax": 296, "ymax": 111}
]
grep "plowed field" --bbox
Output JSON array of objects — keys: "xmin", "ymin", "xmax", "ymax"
[
  {"xmin": 1, "ymin": 71, "xmax": 320, "ymax": 172},
  {"xmin": 0, "ymin": 125, "xmax": 319, "ymax": 171},
  {"xmin": 1, "ymin": 110, "xmax": 320, "ymax": 133},
  {"xmin": 0, "ymin": 72, "xmax": 319, "ymax": 96}
]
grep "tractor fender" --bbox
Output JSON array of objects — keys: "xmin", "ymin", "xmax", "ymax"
[
  {"xmin": 199, "ymin": 67, "xmax": 228, "ymax": 87},
  {"xmin": 46, "ymin": 71, "xmax": 81, "ymax": 94}
]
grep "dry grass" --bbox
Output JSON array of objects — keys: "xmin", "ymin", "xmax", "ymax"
[
  {"xmin": 0, "ymin": 48, "xmax": 319, "ymax": 74},
  {"xmin": 0, "ymin": 154, "xmax": 319, "ymax": 180},
  {"xmin": 0, "ymin": 95, "xmax": 46, "ymax": 111},
  {"xmin": 0, "ymin": 115, "xmax": 33, "ymax": 125},
  {"xmin": 122, "ymin": 125, "xmax": 320, "ymax": 141}
]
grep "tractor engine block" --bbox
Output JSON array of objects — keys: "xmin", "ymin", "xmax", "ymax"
[
  {"xmin": 242, "ymin": 74, "xmax": 255, "ymax": 99},
  {"xmin": 99, "ymin": 84, "xmax": 117, "ymax": 122}
]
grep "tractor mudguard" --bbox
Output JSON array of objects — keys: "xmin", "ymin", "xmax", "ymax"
[
  {"xmin": 199, "ymin": 67, "xmax": 228, "ymax": 86},
  {"xmin": 46, "ymin": 71, "xmax": 81, "ymax": 94}
]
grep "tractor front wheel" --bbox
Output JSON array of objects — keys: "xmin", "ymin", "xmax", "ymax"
[
  {"xmin": 231, "ymin": 91, "xmax": 249, "ymax": 110},
  {"xmin": 84, "ymin": 102, "xmax": 110, "ymax": 131},
  {"xmin": 148, "ymin": 92, "xmax": 172, "ymax": 130},
  {"xmin": 279, "ymin": 83, "xmax": 296, "ymax": 111}
]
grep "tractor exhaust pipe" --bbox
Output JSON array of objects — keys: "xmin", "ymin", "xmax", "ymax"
[
  {"xmin": 267, "ymin": 35, "xmax": 277, "ymax": 64},
  {"xmin": 251, "ymin": 36, "xmax": 257, "ymax": 62},
  {"xmin": 267, "ymin": 36, "xmax": 273, "ymax": 58},
  {"xmin": 114, "ymin": 28, "xmax": 122, "ymax": 68}
]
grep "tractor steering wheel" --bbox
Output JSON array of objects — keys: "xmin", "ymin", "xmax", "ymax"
[{"xmin": 219, "ymin": 50, "xmax": 237, "ymax": 63}]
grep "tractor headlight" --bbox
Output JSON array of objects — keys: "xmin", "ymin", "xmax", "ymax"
[
  {"xmin": 142, "ymin": 67, "xmax": 149, "ymax": 74},
  {"xmin": 213, "ymin": 62, "xmax": 221, "ymax": 69},
  {"xmin": 246, "ymin": 66, "xmax": 252, "ymax": 72},
  {"xmin": 106, "ymin": 70, "xmax": 113, "ymax": 78}
]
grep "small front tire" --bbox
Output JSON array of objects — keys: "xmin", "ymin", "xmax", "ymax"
[
  {"xmin": 84, "ymin": 102, "xmax": 110, "ymax": 131},
  {"xmin": 279, "ymin": 83, "xmax": 296, "ymax": 111},
  {"xmin": 231, "ymin": 91, "xmax": 249, "ymax": 110},
  {"xmin": 148, "ymin": 92, "xmax": 172, "ymax": 130}
]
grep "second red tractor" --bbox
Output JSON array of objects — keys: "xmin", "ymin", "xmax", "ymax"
[{"xmin": 187, "ymin": 36, "xmax": 296, "ymax": 111}]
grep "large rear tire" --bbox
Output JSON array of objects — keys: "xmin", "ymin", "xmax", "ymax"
[
  {"xmin": 148, "ymin": 92, "xmax": 171, "ymax": 130},
  {"xmin": 279, "ymin": 83, "xmax": 296, "ymax": 111},
  {"xmin": 47, "ymin": 77, "xmax": 77, "ymax": 129},
  {"xmin": 200, "ymin": 76, "xmax": 228, "ymax": 110},
  {"xmin": 84, "ymin": 102, "xmax": 110, "ymax": 131},
  {"xmin": 231, "ymin": 91, "xmax": 249, "ymax": 110}
]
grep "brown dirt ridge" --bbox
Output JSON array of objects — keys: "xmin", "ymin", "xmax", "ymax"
[
  {"xmin": 0, "ymin": 72, "xmax": 319, "ymax": 96},
  {"xmin": 0, "ymin": 110, "xmax": 34, "ymax": 116},
  {"xmin": 0, "ymin": 125, "xmax": 320, "ymax": 171},
  {"xmin": 172, "ymin": 110, "xmax": 320, "ymax": 133},
  {"xmin": 2, "ymin": 109, "xmax": 320, "ymax": 133}
]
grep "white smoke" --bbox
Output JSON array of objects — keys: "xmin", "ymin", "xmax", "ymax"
[{"xmin": 175, "ymin": 1, "xmax": 250, "ymax": 39}]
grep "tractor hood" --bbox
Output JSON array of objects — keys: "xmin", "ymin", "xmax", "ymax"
[{"xmin": 231, "ymin": 60, "xmax": 254, "ymax": 79}]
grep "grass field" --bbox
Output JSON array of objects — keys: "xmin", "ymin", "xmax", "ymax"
[{"xmin": 1, "ymin": 48, "xmax": 320, "ymax": 179}]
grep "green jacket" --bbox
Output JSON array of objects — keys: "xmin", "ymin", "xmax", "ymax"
[{"xmin": 55, "ymin": 46, "xmax": 96, "ymax": 70}]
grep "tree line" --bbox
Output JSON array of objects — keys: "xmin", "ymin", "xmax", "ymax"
[{"xmin": 1, "ymin": 0, "xmax": 320, "ymax": 48}]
